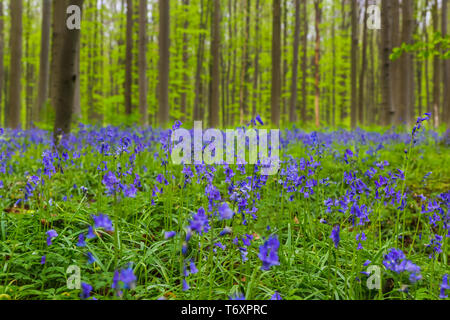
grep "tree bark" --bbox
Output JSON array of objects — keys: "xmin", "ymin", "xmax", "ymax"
[
  {"xmin": 180, "ymin": 0, "xmax": 190, "ymax": 123},
  {"xmin": 35, "ymin": 0, "xmax": 51, "ymax": 124},
  {"xmin": 158, "ymin": 0, "xmax": 170, "ymax": 126},
  {"xmin": 125, "ymin": 0, "xmax": 133, "ymax": 115},
  {"xmin": 350, "ymin": 0, "xmax": 358, "ymax": 128},
  {"xmin": 209, "ymin": 0, "xmax": 220, "ymax": 127},
  {"xmin": 380, "ymin": 0, "xmax": 394, "ymax": 126},
  {"xmin": 289, "ymin": 0, "xmax": 301, "ymax": 123},
  {"xmin": 8, "ymin": 0, "xmax": 23, "ymax": 129},
  {"xmin": 432, "ymin": 0, "xmax": 440, "ymax": 127},
  {"xmin": 139, "ymin": 0, "xmax": 148, "ymax": 126},
  {"xmin": 442, "ymin": 0, "xmax": 450, "ymax": 126},
  {"xmin": 0, "ymin": 1, "xmax": 3, "ymax": 125},
  {"xmin": 252, "ymin": 0, "xmax": 260, "ymax": 119},
  {"xmin": 53, "ymin": 0, "xmax": 84, "ymax": 142},
  {"xmin": 313, "ymin": 0, "xmax": 321, "ymax": 128},
  {"xmin": 358, "ymin": 0, "xmax": 368, "ymax": 126},
  {"xmin": 50, "ymin": 0, "xmax": 67, "ymax": 111},
  {"xmin": 271, "ymin": 0, "xmax": 281, "ymax": 126},
  {"xmin": 239, "ymin": 0, "xmax": 251, "ymax": 125},
  {"xmin": 400, "ymin": 0, "xmax": 415, "ymax": 127},
  {"xmin": 301, "ymin": 0, "xmax": 307, "ymax": 123}
]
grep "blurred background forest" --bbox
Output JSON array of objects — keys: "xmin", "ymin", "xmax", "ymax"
[{"xmin": 0, "ymin": 0, "xmax": 449, "ymax": 134}]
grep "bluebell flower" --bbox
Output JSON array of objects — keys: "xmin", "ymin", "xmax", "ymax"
[
  {"xmin": 190, "ymin": 261, "xmax": 198, "ymax": 274},
  {"xmin": 92, "ymin": 213, "xmax": 114, "ymax": 232},
  {"xmin": 182, "ymin": 279, "xmax": 190, "ymax": 291},
  {"xmin": 112, "ymin": 266, "xmax": 137, "ymax": 292},
  {"xmin": 229, "ymin": 293, "xmax": 246, "ymax": 300},
  {"xmin": 440, "ymin": 274, "xmax": 449, "ymax": 299},
  {"xmin": 77, "ymin": 233, "xmax": 86, "ymax": 247},
  {"xmin": 330, "ymin": 225, "xmax": 340, "ymax": 249},
  {"xmin": 219, "ymin": 227, "xmax": 232, "ymax": 236},
  {"xmin": 165, "ymin": 231, "xmax": 176, "ymax": 239},
  {"xmin": 271, "ymin": 291, "xmax": 282, "ymax": 300},
  {"xmin": 258, "ymin": 235, "xmax": 280, "ymax": 271},
  {"xmin": 218, "ymin": 202, "xmax": 234, "ymax": 220},
  {"xmin": 40, "ymin": 255, "xmax": 46, "ymax": 265},
  {"xmin": 182, "ymin": 242, "xmax": 188, "ymax": 255},
  {"xmin": 80, "ymin": 282, "xmax": 92, "ymax": 299},
  {"xmin": 46, "ymin": 230, "xmax": 58, "ymax": 246},
  {"xmin": 383, "ymin": 248, "xmax": 422, "ymax": 283},
  {"xmin": 189, "ymin": 207, "xmax": 210, "ymax": 235},
  {"xmin": 87, "ymin": 252, "xmax": 96, "ymax": 264},
  {"xmin": 86, "ymin": 226, "xmax": 96, "ymax": 239}
]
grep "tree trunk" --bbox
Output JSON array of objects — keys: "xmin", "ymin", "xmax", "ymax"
[
  {"xmin": 400, "ymin": 0, "xmax": 415, "ymax": 127},
  {"xmin": 0, "ymin": 1, "xmax": 3, "ymax": 125},
  {"xmin": 432, "ymin": 0, "xmax": 440, "ymax": 127},
  {"xmin": 193, "ymin": 0, "xmax": 209, "ymax": 122},
  {"xmin": 239, "ymin": 0, "xmax": 250, "ymax": 125},
  {"xmin": 35, "ymin": 0, "xmax": 51, "ymax": 124},
  {"xmin": 313, "ymin": 0, "xmax": 321, "ymax": 128},
  {"xmin": 25, "ymin": 0, "xmax": 34, "ymax": 129},
  {"xmin": 180, "ymin": 0, "xmax": 189, "ymax": 123},
  {"xmin": 8, "ymin": 0, "xmax": 23, "ymax": 129},
  {"xmin": 380, "ymin": 0, "xmax": 394, "ymax": 126},
  {"xmin": 251, "ymin": 0, "xmax": 260, "ymax": 119},
  {"xmin": 350, "ymin": 0, "xmax": 358, "ymax": 128},
  {"xmin": 442, "ymin": 0, "xmax": 450, "ymax": 126},
  {"xmin": 271, "ymin": 0, "xmax": 281, "ymax": 126},
  {"xmin": 358, "ymin": 0, "xmax": 368, "ymax": 126},
  {"xmin": 158, "ymin": 0, "xmax": 170, "ymax": 126},
  {"xmin": 50, "ymin": 0, "xmax": 67, "ymax": 111},
  {"xmin": 125, "ymin": 0, "xmax": 133, "ymax": 115},
  {"xmin": 289, "ymin": 0, "xmax": 301, "ymax": 123},
  {"xmin": 53, "ymin": 0, "xmax": 84, "ymax": 141},
  {"xmin": 301, "ymin": 0, "xmax": 307, "ymax": 123},
  {"xmin": 391, "ymin": 0, "xmax": 402, "ymax": 124},
  {"xmin": 209, "ymin": 0, "xmax": 220, "ymax": 128},
  {"xmin": 138, "ymin": 0, "xmax": 148, "ymax": 126}
]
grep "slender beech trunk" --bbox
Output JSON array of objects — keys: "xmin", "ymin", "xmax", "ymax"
[
  {"xmin": 53, "ymin": 0, "xmax": 84, "ymax": 142},
  {"xmin": 289, "ymin": 0, "xmax": 301, "ymax": 123},
  {"xmin": 271, "ymin": 0, "xmax": 281, "ymax": 126},
  {"xmin": 209, "ymin": 0, "xmax": 220, "ymax": 128},
  {"xmin": 8, "ymin": 0, "xmax": 23, "ymax": 129},
  {"xmin": 139, "ymin": 0, "xmax": 148, "ymax": 126},
  {"xmin": 313, "ymin": 0, "xmax": 321, "ymax": 128},
  {"xmin": 35, "ymin": 0, "xmax": 51, "ymax": 124}
]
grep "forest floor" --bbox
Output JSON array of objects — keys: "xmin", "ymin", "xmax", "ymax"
[{"xmin": 0, "ymin": 120, "xmax": 449, "ymax": 300}]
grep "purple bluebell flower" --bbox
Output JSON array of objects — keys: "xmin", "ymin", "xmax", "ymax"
[
  {"xmin": 258, "ymin": 235, "xmax": 280, "ymax": 271},
  {"xmin": 189, "ymin": 207, "xmax": 210, "ymax": 235},
  {"xmin": 271, "ymin": 291, "xmax": 282, "ymax": 300},
  {"xmin": 215, "ymin": 242, "xmax": 226, "ymax": 250},
  {"xmin": 86, "ymin": 226, "xmax": 96, "ymax": 239},
  {"xmin": 80, "ymin": 283, "xmax": 92, "ymax": 299},
  {"xmin": 182, "ymin": 279, "xmax": 190, "ymax": 291},
  {"xmin": 440, "ymin": 274, "xmax": 449, "ymax": 299},
  {"xmin": 165, "ymin": 231, "xmax": 176, "ymax": 239},
  {"xmin": 77, "ymin": 233, "xmax": 86, "ymax": 247},
  {"xmin": 383, "ymin": 248, "xmax": 422, "ymax": 283},
  {"xmin": 182, "ymin": 242, "xmax": 188, "ymax": 255},
  {"xmin": 46, "ymin": 230, "xmax": 58, "ymax": 246},
  {"xmin": 87, "ymin": 252, "xmax": 96, "ymax": 264},
  {"xmin": 92, "ymin": 213, "xmax": 114, "ymax": 232},
  {"xmin": 190, "ymin": 261, "xmax": 198, "ymax": 274},
  {"xmin": 218, "ymin": 202, "xmax": 234, "ymax": 220},
  {"xmin": 330, "ymin": 225, "xmax": 340, "ymax": 249},
  {"xmin": 41, "ymin": 255, "xmax": 46, "ymax": 265},
  {"xmin": 219, "ymin": 227, "xmax": 232, "ymax": 236},
  {"xmin": 229, "ymin": 293, "xmax": 246, "ymax": 300}
]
